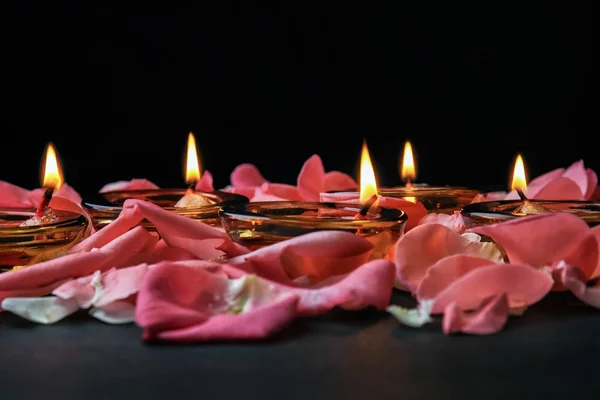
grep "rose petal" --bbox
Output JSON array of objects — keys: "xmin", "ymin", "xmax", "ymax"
[
  {"xmin": 0, "ymin": 297, "xmax": 80, "ymax": 324},
  {"xmin": 297, "ymin": 154, "xmax": 326, "ymax": 201},
  {"xmin": 532, "ymin": 177, "xmax": 586, "ymax": 200},
  {"xmin": 558, "ymin": 263, "xmax": 600, "ymax": 308},
  {"xmin": 227, "ymin": 230, "xmax": 373, "ymax": 285},
  {"xmin": 562, "ymin": 160, "xmax": 590, "ymax": 199},
  {"xmin": 99, "ymin": 179, "xmax": 159, "ymax": 193},
  {"xmin": 90, "ymin": 301, "xmax": 137, "ymax": 324},
  {"xmin": 418, "ymin": 211, "xmax": 466, "ymax": 234},
  {"xmin": 231, "ymin": 163, "xmax": 266, "ymax": 188},
  {"xmin": 195, "ymin": 170, "xmax": 215, "ymax": 192},
  {"xmin": 387, "ymin": 300, "xmax": 434, "ymax": 328},
  {"xmin": 470, "ymin": 213, "xmax": 599, "ymax": 281},
  {"xmin": 256, "ymin": 183, "xmax": 303, "ymax": 201},
  {"xmin": 416, "ymin": 255, "xmax": 498, "ymax": 300},
  {"xmin": 442, "ymin": 294, "xmax": 510, "ymax": 335},
  {"xmin": 585, "ymin": 169, "xmax": 598, "ymax": 200},
  {"xmin": 431, "ymin": 263, "xmax": 553, "ymax": 314},
  {"xmin": 526, "ymin": 168, "xmax": 565, "ymax": 198},
  {"xmin": 395, "ymin": 224, "xmax": 503, "ymax": 292},
  {"xmin": 324, "ymin": 171, "xmax": 358, "ymax": 192},
  {"xmin": 0, "ymin": 181, "xmax": 34, "ymax": 207}
]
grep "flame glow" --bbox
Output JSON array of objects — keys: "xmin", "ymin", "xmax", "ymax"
[
  {"xmin": 359, "ymin": 141, "xmax": 378, "ymax": 203},
  {"xmin": 511, "ymin": 154, "xmax": 527, "ymax": 191},
  {"xmin": 42, "ymin": 143, "xmax": 63, "ymax": 190},
  {"xmin": 401, "ymin": 140, "xmax": 416, "ymax": 182},
  {"xmin": 185, "ymin": 132, "xmax": 201, "ymax": 184}
]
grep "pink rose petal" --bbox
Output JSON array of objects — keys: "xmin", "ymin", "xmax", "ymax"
[
  {"xmin": 431, "ymin": 263, "xmax": 553, "ymax": 314},
  {"xmin": 443, "ymin": 293, "xmax": 510, "ymax": 335},
  {"xmin": 526, "ymin": 168, "xmax": 565, "ymax": 198},
  {"xmin": 230, "ymin": 163, "xmax": 266, "ymax": 188},
  {"xmin": 395, "ymin": 224, "xmax": 503, "ymax": 292},
  {"xmin": 585, "ymin": 169, "xmax": 598, "ymax": 200},
  {"xmin": 416, "ymin": 255, "xmax": 498, "ymax": 300},
  {"xmin": 532, "ymin": 177, "xmax": 586, "ymax": 200},
  {"xmin": 297, "ymin": 154, "xmax": 326, "ymax": 201},
  {"xmin": 470, "ymin": 213, "xmax": 599, "ymax": 281},
  {"xmin": 324, "ymin": 171, "xmax": 358, "ymax": 192},
  {"xmin": 195, "ymin": 171, "xmax": 215, "ymax": 192},
  {"xmin": 558, "ymin": 264, "xmax": 600, "ymax": 309},
  {"xmin": 227, "ymin": 230, "xmax": 373, "ymax": 285},
  {"xmin": 418, "ymin": 211, "xmax": 466, "ymax": 234},
  {"xmin": 255, "ymin": 183, "xmax": 303, "ymax": 201},
  {"xmin": 99, "ymin": 179, "xmax": 159, "ymax": 193}
]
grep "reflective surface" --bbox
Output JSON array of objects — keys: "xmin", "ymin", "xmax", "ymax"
[
  {"xmin": 0, "ymin": 208, "xmax": 88, "ymax": 271},
  {"xmin": 461, "ymin": 200, "xmax": 600, "ymax": 227},
  {"xmin": 220, "ymin": 201, "xmax": 407, "ymax": 255},
  {"xmin": 86, "ymin": 189, "xmax": 248, "ymax": 230}
]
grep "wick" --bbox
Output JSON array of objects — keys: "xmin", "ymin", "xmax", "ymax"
[
  {"xmin": 185, "ymin": 182, "xmax": 197, "ymax": 195},
  {"xmin": 34, "ymin": 187, "xmax": 54, "ymax": 218},
  {"xmin": 516, "ymin": 188, "xmax": 528, "ymax": 201},
  {"xmin": 358, "ymin": 194, "xmax": 379, "ymax": 216}
]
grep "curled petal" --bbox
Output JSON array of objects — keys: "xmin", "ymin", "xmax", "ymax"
[
  {"xmin": 470, "ymin": 213, "xmax": 599, "ymax": 281},
  {"xmin": 195, "ymin": 170, "xmax": 215, "ymax": 192},
  {"xmin": 558, "ymin": 264, "xmax": 600, "ymax": 308},
  {"xmin": 418, "ymin": 211, "xmax": 466, "ymax": 234},
  {"xmin": 324, "ymin": 171, "xmax": 357, "ymax": 192},
  {"xmin": 533, "ymin": 177, "xmax": 586, "ymax": 200},
  {"xmin": 395, "ymin": 224, "xmax": 503, "ymax": 292},
  {"xmin": 231, "ymin": 163, "xmax": 266, "ymax": 188},
  {"xmin": 432, "ymin": 263, "xmax": 553, "ymax": 314},
  {"xmin": 387, "ymin": 300, "xmax": 434, "ymax": 328},
  {"xmin": 442, "ymin": 294, "xmax": 510, "ymax": 335},
  {"xmin": 417, "ymin": 255, "xmax": 498, "ymax": 300},
  {"xmin": 297, "ymin": 154, "xmax": 326, "ymax": 201},
  {"xmin": 584, "ymin": 169, "xmax": 598, "ymax": 200}
]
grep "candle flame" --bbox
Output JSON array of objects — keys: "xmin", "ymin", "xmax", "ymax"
[
  {"xmin": 359, "ymin": 140, "xmax": 378, "ymax": 203},
  {"xmin": 42, "ymin": 143, "xmax": 63, "ymax": 190},
  {"xmin": 185, "ymin": 132, "xmax": 201, "ymax": 185},
  {"xmin": 511, "ymin": 154, "xmax": 528, "ymax": 191},
  {"xmin": 401, "ymin": 140, "xmax": 416, "ymax": 182}
]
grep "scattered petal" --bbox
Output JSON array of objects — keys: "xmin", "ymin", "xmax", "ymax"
[
  {"xmin": 387, "ymin": 300, "xmax": 434, "ymax": 328},
  {"xmin": 442, "ymin": 294, "xmax": 510, "ymax": 335}
]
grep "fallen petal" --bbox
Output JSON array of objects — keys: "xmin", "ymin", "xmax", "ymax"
[
  {"xmin": 442, "ymin": 294, "xmax": 510, "ymax": 335},
  {"xmin": 558, "ymin": 264, "xmax": 600, "ymax": 308},
  {"xmin": 297, "ymin": 154, "xmax": 326, "ymax": 201},
  {"xmin": 418, "ymin": 211, "xmax": 466, "ymax": 234},
  {"xmin": 387, "ymin": 300, "xmax": 434, "ymax": 328},
  {"xmin": 1, "ymin": 297, "xmax": 79, "ymax": 324}
]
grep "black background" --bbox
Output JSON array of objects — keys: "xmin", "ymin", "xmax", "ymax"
[{"xmin": 2, "ymin": 4, "xmax": 596, "ymax": 202}]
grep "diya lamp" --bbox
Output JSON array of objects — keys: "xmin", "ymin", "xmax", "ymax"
[
  {"xmin": 461, "ymin": 154, "xmax": 600, "ymax": 227},
  {"xmin": 219, "ymin": 146, "xmax": 408, "ymax": 257},
  {"xmin": 0, "ymin": 144, "xmax": 88, "ymax": 272},
  {"xmin": 376, "ymin": 140, "xmax": 480, "ymax": 213},
  {"xmin": 84, "ymin": 132, "xmax": 248, "ymax": 230}
]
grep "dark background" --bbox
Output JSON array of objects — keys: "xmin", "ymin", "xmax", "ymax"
[{"xmin": 2, "ymin": 4, "xmax": 596, "ymax": 202}]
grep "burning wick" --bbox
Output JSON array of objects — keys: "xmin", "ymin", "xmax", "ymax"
[
  {"xmin": 401, "ymin": 140, "xmax": 416, "ymax": 189},
  {"xmin": 358, "ymin": 194, "xmax": 379, "ymax": 217},
  {"xmin": 510, "ymin": 154, "xmax": 551, "ymax": 215},
  {"xmin": 35, "ymin": 187, "xmax": 55, "ymax": 218},
  {"xmin": 175, "ymin": 132, "xmax": 211, "ymax": 208}
]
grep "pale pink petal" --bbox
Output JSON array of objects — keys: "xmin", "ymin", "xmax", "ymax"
[
  {"xmin": 297, "ymin": 154, "xmax": 326, "ymax": 201},
  {"xmin": 93, "ymin": 264, "xmax": 149, "ymax": 307},
  {"xmin": 443, "ymin": 294, "xmax": 510, "ymax": 335},
  {"xmin": 257, "ymin": 183, "xmax": 303, "ymax": 201},
  {"xmin": 0, "ymin": 180, "xmax": 34, "ymax": 207},
  {"xmin": 224, "ymin": 186, "xmax": 256, "ymax": 199},
  {"xmin": 250, "ymin": 193, "xmax": 289, "ymax": 202},
  {"xmin": 431, "ymin": 263, "xmax": 553, "ymax": 314},
  {"xmin": 395, "ymin": 224, "xmax": 503, "ymax": 292},
  {"xmin": 54, "ymin": 184, "xmax": 83, "ymax": 205},
  {"xmin": 470, "ymin": 192, "xmax": 508, "ymax": 203},
  {"xmin": 585, "ymin": 169, "xmax": 598, "ymax": 200},
  {"xmin": 470, "ymin": 213, "xmax": 598, "ymax": 280},
  {"xmin": 418, "ymin": 211, "xmax": 466, "ymax": 234},
  {"xmin": 319, "ymin": 191, "xmax": 358, "ymax": 203},
  {"xmin": 526, "ymin": 168, "xmax": 565, "ymax": 198},
  {"xmin": 287, "ymin": 259, "xmax": 396, "ymax": 315},
  {"xmin": 324, "ymin": 171, "xmax": 358, "ymax": 192},
  {"xmin": 532, "ymin": 177, "xmax": 585, "ymax": 200},
  {"xmin": 562, "ymin": 160, "xmax": 589, "ymax": 199},
  {"xmin": 227, "ymin": 230, "xmax": 373, "ymax": 284},
  {"xmin": 1, "ymin": 297, "xmax": 80, "ymax": 324},
  {"xmin": 52, "ymin": 271, "xmax": 99, "ymax": 308},
  {"xmin": 558, "ymin": 264, "xmax": 600, "ymax": 308},
  {"xmin": 417, "ymin": 255, "xmax": 498, "ymax": 300},
  {"xmin": 195, "ymin": 171, "xmax": 215, "ymax": 192},
  {"xmin": 90, "ymin": 301, "xmax": 137, "ymax": 324},
  {"xmin": 231, "ymin": 164, "xmax": 266, "ymax": 188},
  {"xmin": 136, "ymin": 263, "xmax": 299, "ymax": 341},
  {"xmin": 0, "ymin": 280, "xmax": 69, "ymax": 310},
  {"xmin": 99, "ymin": 179, "xmax": 159, "ymax": 193}
]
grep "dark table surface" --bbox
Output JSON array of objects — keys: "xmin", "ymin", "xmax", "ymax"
[{"xmin": 1, "ymin": 291, "xmax": 598, "ymax": 400}]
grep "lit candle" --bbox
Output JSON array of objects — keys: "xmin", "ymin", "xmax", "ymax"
[{"xmin": 32, "ymin": 143, "xmax": 64, "ymax": 222}]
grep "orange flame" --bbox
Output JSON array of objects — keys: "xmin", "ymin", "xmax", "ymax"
[
  {"xmin": 511, "ymin": 154, "xmax": 527, "ymax": 191},
  {"xmin": 42, "ymin": 143, "xmax": 63, "ymax": 190},
  {"xmin": 401, "ymin": 140, "xmax": 416, "ymax": 182},
  {"xmin": 359, "ymin": 140, "xmax": 378, "ymax": 203},
  {"xmin": 185, "ymin": 132, "xmax": 201, "ymax": 184}
]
